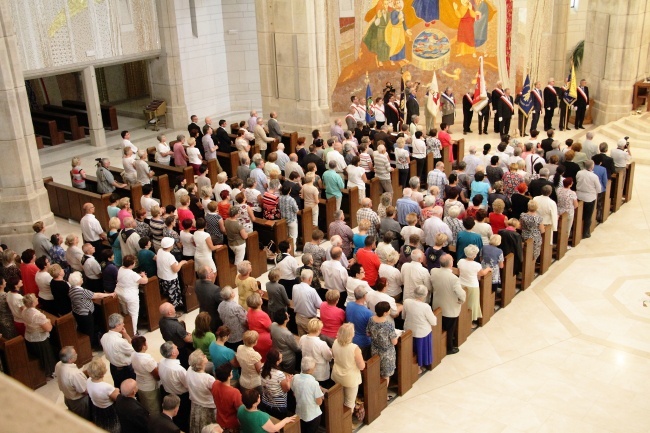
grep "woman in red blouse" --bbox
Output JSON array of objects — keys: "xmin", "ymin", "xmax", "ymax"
[{"xmin": 246, "ymin": 293, "xmax": 273, "ymax": 362}]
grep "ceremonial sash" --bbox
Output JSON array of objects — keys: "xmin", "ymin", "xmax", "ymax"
[
  {"xmin": 532, "ymin": 89, "xmax": 543, "ymax": 106},
  {"xmin": 546, "ymin": 85, "xmax": 557, "ymax": 96},
  {"xmin": 577, "ymin": 87, "xmax": 588, "ymax": 102},
  {"xmin": 442, "ymin": 93, "xmax": 455, "ymax": 107},
  {"xmin": 494, "ymin": 88, "xmax": 504, "ymax": 97},
  {"xmin": 345, "ymin": 114, "xmax": 355, "ymax": 121},
  {"xmin": 464, "ymin": 94, "xmax": 473, "ymax": 104},
  {"xmin": 388, "ymin": 102, "xmax": 400, "ymax": 115},
  {"xmin": 501, "ymin": 95, "xmax": 514, "ymax": 112},
  {"xmin": 373, "ymin": 105, "xmax": 385, "ymax": 115}
]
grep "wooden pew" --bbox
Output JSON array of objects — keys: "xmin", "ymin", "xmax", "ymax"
[
  {"xmin": 144, "ymin": 157, "xmax": 195, "ymax": 187},
  {"xmin": 426, "ymin": 153, "xmax": 434, "ymax": 174},
  {"xmin": 442, "ymin": 139, "xmax": 465, "ymax": 175},
  {"xmin": 590, "ymin": 197, "xmax": 598, "ymax": 233},
  {"xmin": 61, "ymin": 99, "xmax": 119, "ymax": 131},
  {"xmin": 297, "ymin": 206, "xmax": 313, "ymax": 249},
  {"xmin": 42, "ymin": 312, "xmax": 92, "ymax": 368},
  {"xmin": 500, "ymin": 253, "xmax": 516, "ymax": 308},
  {"xmin": 432, "ymin": 308, "xmax": 447, "ymax": 368},
  {"xmin": 281, "ymin": 132, "xmax": 298, "ymax": 155},
  {"xmin": 245, "ymin": 231, "xmax": 269, "ymax": 278},
  {"xmin": 31, "ymin": 110, "xmax": 85, "ymax": 140},
  {"xmin": 32, "ymin": 118, "xmax": 65, "ymax": 145},
  {"xmin": 570, "ymin": 201, "xmax": 584, "ymax": 247},
  {"xmin": 35, "ymin": 135, "xmax": 44, "ymax": 149},
  {"xmin": 341, "ymin": 186, "xmax": 359, "ymax": 228},
  {"xmin": 0, "ymin": 336, "xmax": 47, "ymax": 390},
  {"xmin": 43, "ymin": 177, "xmax": 111, "ymax": 230},
  {"xmin": 455, "ymin": 138, "xmax": 465, "ymax": 163},
  {"xmin": 390, "ymin": 164, "xmax": 402, "ymax": 206},
  {"xmin": 396, "ymin": 329, "xmax": 420, "ymax": 396},
  {"xmin": 323, "ymin": 384, "xmax": 352, "ymax": 433},
  {"xmin": 140, "ymin": 277, "xmax": 162, "ymax": 331},
  {"xmin": 42, "ymin": 103, "xmax": 90, "ymax": 128},
  {"xmin": 107, "ymin": 166, "xmax": 174, "ymax": 209},
  {"xmin": 214, "ymin": 246, "xmax": 237, "ymax": 288},
  {"xmin": 253, "ymin": 218, "xmax": 288, "ymax": 255},
  {"xmin": 610, "ymin": 172, "xmax": 624, "ymax": 213},
  {"xmin": 409, "ymin": 159, "xmax": 418, "ymax": 179},
  {"xmin": 216, "ymin": 151, "xmax": 239, "ymax": 178},
  {"xmin": 624, "ymin": 161, "xmax": 635, "ymax": 203},
  {"xmin": 366, "ymin": 177, "xmax": 381, "ymax": 212},
  {"xmin": 456, "ymin": 288, "xmax": 472, "ymax": 346},
  {"xmin": 554, "ymin": 213, "xmax": 569, "ymax": 261},
  {"xmin": 318, "ymin": 197, "xmax": 337, "ymax": 232},
  {"xmin": 94, "ymin": 296, "xmax": 135, "ymax": 337},
  {"xmin": 86, "ymin": 173, "xmax": 143, "ymax": 215},
  {"xmin": 206, "ymin": 159, "xmax": 219, "ymax": 187},
  {"xmin": 270, "ymin": 416, "xmax": 300, "ymax": 433},
  {"xmin": 601, "ymin": 179, "xmax": 612, "ymax": 223},
  {"xmin": 519, "ymin": 238, "xmax": 534, "ymax": 290},
  {"xmin": 538, "ymin": 226, "xmax": 553, "ymax": 275},
  {"xmin": 362, "ymin": 354, "xmax": 388, "ymax": 424},
  {"xmin": 478, "ymin": 270, "xmax": 494, "ymax": 326},
  {"xmin": 180, "ymin": 260, "xmax": 199, "ymax": 313}
]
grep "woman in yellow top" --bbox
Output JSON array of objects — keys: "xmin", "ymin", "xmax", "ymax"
[
  {"xmin": 330, "ymin": 323, "xmax": 366, "ymax": 414},
  {"xmin": 235, "ymin": 260, "xmax": 262, "ymax": 308}
]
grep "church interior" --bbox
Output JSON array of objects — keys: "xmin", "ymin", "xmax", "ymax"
[{"xmin": 1, "ymin": 0, "xmax": 650, "ymax": 432}]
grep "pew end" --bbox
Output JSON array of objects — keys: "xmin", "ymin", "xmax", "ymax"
[
  {"xmin": 362, "ymin": 354, "xmax": 389, "ymax": 424},
  {"xmin": 180, "ymin": 260, "xmax": 199, "ymax": 313}
]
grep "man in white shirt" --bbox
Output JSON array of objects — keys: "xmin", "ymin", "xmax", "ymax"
[
  {"xmin": 320, "ymin": 247, "xmax": 348, "ymax": 303},
  {"xmin": 100, "ymin": 313, "xmax": 135, "ymax": 389},
  {"xmin": 330, "ymin": 119, "xmax": 345, "ymax": 142},
  {"xmin": 430, "ymin": 254, "xmax": 466, "ymax": 354},
  {"xmin": 463, "ymin": 146, "xmax": 482, "ymax": 177},
  {"xmin": 422, "ymin": 206, "xmax": 453, "ymax": 247},
  {"xmin": 400, "ymin": 249, "xmax": 433, "ymax": 301},
  {"xmin": 365, "ymin": 283, "xmax": 401, "ymax": 323},
  {"xmin": 275, "ymin": 143, "xmax": 290, "ymax": 171},
  {"xmin": 119, "ymin": 217, "xmax": 142, "ymax": 258},
  {"xmin": 525, "ymin": 149, "xmax": 546, "ymax": 174},
  {"xmin": 582, "ymin": 132, "xmax": 599, "ymax": 159},
  {"xmin": 55, "ymin": 346, "xmax": 91, "ymax": 420},
  {"xmin": 326, "ymin": 142, "xmax": 347, "ymax": 178},
  {"xmin": 576, "ymin": 160, "xmax": 602, "ymax": 238},
  {"xmin": 284, "ymin": 153, "xmax": 305, "ymax": 178},
  {"xmin": 157, "ymin": 341, "xmax": 190, "ymax": 432},
  {"xmin": 611, "ymin": 138, "xmax": 632, "ymax": 183},
  {"xmin": 122, "ymin": 130, "xmax": 138, "ymax": 154},
  {"xmin": 533, "ymin": 185, "xmax": 558, "ymax": 232},
  {"xmin": 247, "ymin": 110, "xmax": 258, "ymax": 132},
  {"xmin": 140, "ymin": 184, "xmax": 159, "ymax": 220},
  {"xmin": 80, "ymin": 202, "xmax": 106, "ymax": 258},
  {"xmin": 292, "ymin": 269, "xmax": 323, "ymax": 336}
]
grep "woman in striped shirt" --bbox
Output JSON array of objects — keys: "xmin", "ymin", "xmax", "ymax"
[{"xmin": 259, "ymin": 348, "xmax": 292, "ymax": 419}]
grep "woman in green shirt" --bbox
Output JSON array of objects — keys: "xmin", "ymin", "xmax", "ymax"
[
  {"xmin": 192, "ymin": 312, "xmax": 216, "ymax": 364},
  {"xmin": 237, "ymin": 388, "xmax": 296, "ymax": 433}
]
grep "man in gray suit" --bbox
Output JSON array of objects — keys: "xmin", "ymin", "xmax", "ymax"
[
  {"xmin": 268, "ymin": 111, "xmax": 283, "ymax": 140},
  {"xmin": 430, "ymin": 254, "xmax": 466, "ymax": 355}
]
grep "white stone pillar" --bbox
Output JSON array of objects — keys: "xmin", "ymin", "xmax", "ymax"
[
  {"xmin": 549, "ymin": 0, "xmax": 570, "ymax": 81},
  {"xmin": 81, "ymin": 66, "xmax": 106, "ymax": 147},
  {"xmin": 149, "ymin": 0, "xmax": 188, "ymax": 129},
  {"xmin": 0, "ymin": 1, "xmax": 55, "ymax": 251},
  {"xmin": 255, "ymin": 0, "xmax": 331, "ymax": 135},
  {"xmin": 583, "ymin": 0, "xmax": 650, "ymax": 124}
]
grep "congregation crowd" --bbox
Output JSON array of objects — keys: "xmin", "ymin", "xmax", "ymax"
[{"xmin": 0, "ymin": 94, "xmax": 633, "ymax": 433}]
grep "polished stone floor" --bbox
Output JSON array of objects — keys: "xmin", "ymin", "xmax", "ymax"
[{"xmin": 31, "ymin": 115, "xmax": 650, "ymax": 433}]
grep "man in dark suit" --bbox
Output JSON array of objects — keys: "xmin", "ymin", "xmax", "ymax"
[
  {"xmin": 592, "ymin": 142, "xmax": 615, "ymax": 178},
  {"xmin": 497, "ymin": 88, "xmax": 515, "ymax": 136},
  {"xmin": 530, "ymin": 81, "xmax": 543, "ymax": 134},
  {"xmin": 491, "ymin": 82, "xmax": 504, "ymax": 133},
  {"xmin": 114, "ymin": 379, "xmax": 149, "ymax": 433},
  {"xmin": 301, "ymin": 144, "xmax": 327, "ymax": 177},
  {"xmin": 558, "ymin": 83, "xmax": 572, "ymax": 131},
  {"xmin": 543, "ymin": 78, "xmax": 558, "ymax": 131},
  {"xmin": 462, "ymin": 89, "xmax": 474, "ymax": 134},
  {"xmin": 215, "ymin": 119, "xmax": 232, "ymax": 153},
  {"xmin": 373, "ymin": 125, "xmax": 394, "ymax": 153},
  {"xmin": 188, "ymin": 115, "xmax": 201, "ymax": 137},
  {"xmin": 406, "ymin": 87, "xmax": 420, "ymax": 127},
  {"xmin": 148, "ymin": 394, "xmax": 181, "ymax": 433},
  {"xmin": 540, "ymin": 129, "xmax": 555, "ymax": 157},
  {"xmin": 267, "ymin": 111, "xmax": 283, "ymax": 140},
  {"xmin": 385, "ymin": 93, "xmax": 401, "ymax": 132},
  {"xmin": 528, "ymin": 168, "xmax": 556, "ymax": 201},
  {"xmin": 195, "ymin": 266, "xmax": 222, "ymax": 332},
  {"xmin": 575, "ymin": 79, "xmax": 589, "ymax": 129}
]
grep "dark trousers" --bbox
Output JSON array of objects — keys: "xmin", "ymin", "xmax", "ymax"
[
  {"xmin": 596, "ymin": 191, "xmax": 606, "ymax": 222},
  {"xmin": 582, "ymin": 200, "xmax": 596, "ymax": 236},
  {"xmin": 398, "ymin": 168, "xmax": 409, "ymax": 188},
  {"xmin": 73, "ymin": 311, "xmax": 100, "ymax": 347},
  {"xmin": 110, "ymin": 363, "xmax": 136, "ymax": 390},
  {"xmin": 415, "ymin": 157, "xmax": 426, "ymax": 185},
  {"xmin": 86, "ymin": 239, "xmax": 105, "ymax": 260},
  {"xmin": 517, "ymin": 115, "xmax": 527, "ymax": 136},
  {"xmin": 463, "ymin": 111, "xmax": 473, "ymax": 132},
  {"xmin": 493, "ymin": 112, "xmax": 501, "ymax": 133},
  {"xmin": 85, "ymin": 278, "xmax": 103, "ymax": 293},
  {"xmin": 559, "ymin": 105, "xmax": 570, "ymax": 130},
  {"xmin": 530, "ymin": 111, "xmax": 540, "ymax": 133},
  {"xmin": 543, "ymin": 108, "xmax": 554, "ymax": 131},
  {"xmin": 575, "ymin": 106, "xmax": 586, "ymax": 128},
  {"xmin": 442, "ymin": 316, "xmax": 459, "ymax": 351},
  {"xmin": 178, "ymin": 345, "xmax": 191, "ymax": 369},
  {"xmin": 501, "ymin": 117, "xmax": 512, "ymax": 136},
  {"xmin": 300, "ymin": 415, "xmax": 322, "ymax": 433},
  {"xmin": 478, "ymin": 111, "xmax": 489, "ymax": 133}
]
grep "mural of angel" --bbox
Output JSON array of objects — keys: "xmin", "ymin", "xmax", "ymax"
[
  {"xmin": 385, "ymin": 0, "xmax": 413, "ymax": 64},
  {"xmin": 362, "ymin": 0, "xmax": 392, "ymax": 66}
]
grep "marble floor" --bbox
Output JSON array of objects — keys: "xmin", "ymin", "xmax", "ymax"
[{"xmin": 31, "ymin": 114, "xmax": 650, "ymax": 432}]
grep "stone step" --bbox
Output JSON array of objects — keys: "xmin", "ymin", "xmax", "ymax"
[
  {"xmin": 620, "ymin": 116, "xmax": 650, "ymax": 133},
  {"xmin": 609, "ymin": 122, "xmax": 650, "ymax": 142}
]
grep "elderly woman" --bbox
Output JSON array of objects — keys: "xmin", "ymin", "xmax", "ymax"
[
  {"xmin": 373, "ymin": 143, "xmax": 393, "ymax": 195},
  {"xmin": 0, "ymin": 277, "xmax": 17, "ymax": 339},
  {"xmin": 511, "ymin": 182, "xmax": 531, "ymax": 220},
  {"xmin": 157, "ymin": 237, "xmax": 187, "ymax": 309},
  {"xmin": 177, "ymin": 194, "xmax": 196, "ymax": 229},
  {"xmin": 331, "ymin": 323, "xmax": 365, "ymax": 417},
  {"xmin": 299, "ymin": 318, "xmax": 333, "ymax": 386},
  {"xmin": 557, "ymin": 177, "xmax": 578, "ymax": 237},
  {"xmin": 208, "ymin": 325, "xmax": 241, "ymax": 382},
  {"xmin": 571, "ymin": 142, "xmax": 588, "ymax": 169},
  {"xmin": 247, "ymin": 293, "xmax": 273, "ymax": 362},
  {"xmin": 395, "ymin": 137, "xmax": 410, "ymax": 188},
  {"xmin": 115, "ymin": 255, "xmax": 148, "ymax": 333},
  {"xmin": 443, "ymin": 206, "xmax": 464, "ymax": 247},
  {"xmin": 155, "ymin": 134, "xmax": 173, "ymax": 165},
  {"xmin": 20, "ymin": 249, "xmax": 39, "ymax": 296},
  {"xmin": 163, "ymin": 215, "xmax": 183, "ymax": 260},
  {"xmin": 21, "ymin": 293, "xmax": 56, "ymax": 376},
  {"xmin": 379, "ymin": 250, "xmax": 403, "ymax": 298},
  {"xmin": 270, "ymin": 308, "xmax": 301, "ymax": 373},
  {"xmin": 217, "ymin": 287, "xmax": 248, "ymax": 351},
  {"xmin": 68, "ymin": 271, "xmax": 114, "ymax": 346},
  {"xmin": 121, "ymin": 147, "xmax": 137, "ymax": 186},
  {"xmin": 520, "ymin": 200, "xmax": 545, "ymax": 261},
  {"xmin": 458, "ymin": 245, "xmax": 491, "ymax": 327},
  {"xmin": 130, "ymin": 335, "xmax": 161, "ymax": 414},
  {"xmin": 236, "ymin": 330, "xmax": 263, "ymax": 391},
  {"xmin": 49, "ymin": 264, "xmax": 72, "ymax": 316},
  {"xmin": 481, "ymin": 235, "xmax": 505, "ymax": 293},
  {"xmin": 32, "ymin": 220, "xmax": 52, "ymax": 260},
  {"xmin": 135, "ymin": 150, "xmax": 155, "ymax": 185},
  {"xmin": 48, "ymin": 233, "xmax": 68, "ymax": 269},
  {"xmin": 403, "ymin": 284, "xmax": 437, "ymax": 370},
  {"xmin": 420, "ymin": 195, "xmax": 437, "ymax": 221},
  {"xmin": 428, "ymin": 185, "xmax": 445, "ymax": 208},
  {"xmin": 488, "ymin": 181, "xmax": 512, "ymax": 214},
  {"xmin": 86, "ymin": 357, "xmax": 120, "ymax": 433},
  {"xmin": 259, "ymin": 348, "xmax": 293, "ymax": 419},
  {"xmin": 237, "ymin": 388, "xmax": 296, "ymax": 433},
  {"xmin": 319, "ymin": 290, "xmax": 346, "ymax": 347},
  {"xmin": 65, "ymin": 234, "xmax": 84, "ymax": 272},
  {"xmin": 233, "ymin": 261, "xmax": 258, "ymax": 309},
  {"xmin": 6, "ymin": 276, "xmax": 25, "ymax": 336},
  {"xmin": 192, "ymin": 312, "xmax": 216, "ymax": 362},
  {"xmin": 193, "ymin": 218, "xmax": 219, "ymax": 272},
  {"xmin": 377, "ymin": 192, "xmax": 392, "ymax": 219},
  {"xmin": 502, "ymin": 162, "xmax": 524, "ymax": 199},
  {"xmin": 489, "ymin": 198, "xmax": 508, "ymax": 234},
  {"xmin": 35, "ymin": 256, "xmax": 55, "ymax": 314},
  {"xmin": 149, "ymin": 205, "xmax": 165, "ymax": 251},
  {"xmin": 366, "ymin": 301, "xmax": 398, "ymax": 381},
  {"xmin": 186, "ymin": 349, "xmax": 216, "ymax": 433},
  {"xmin": 225, "ymin": 206, "xmax": 249, "ymax": 265},
  {"xmin": 116, "ymin": 197, "xmax": 133, "ymax": 229}
]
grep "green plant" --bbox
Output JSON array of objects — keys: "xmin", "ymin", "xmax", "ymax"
[{"xmin": 569, "ymin": 40, "xmax": 584, "ymax": 69}]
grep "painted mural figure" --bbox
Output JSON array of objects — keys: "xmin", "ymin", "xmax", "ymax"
[
  {"xmin": 412, "ymin": 0, "xmax": 440, "ymax": 25},
  {"xmin": 454, "ymin": 0, "xmax": 478, "ymax": 56},
  {"xmin": 385, "ymin": 0, "xmax": 412, "ymax": 64},
  {"xmin": 363, "ymin": 0, "xmax": 392, "ymax": 66},
  {"xmin": 473, "ymin": 0, "xmax": 490, "ymax": 47}
]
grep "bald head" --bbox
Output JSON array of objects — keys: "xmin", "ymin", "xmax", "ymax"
[
  {"xmin": 159, "ymin": 302, "xmax": 175, "ymax": 317},
  {"xmin": 289, "ymin": 153, "xmax": 298, "ymax": 162},
  {"xmin": 120, "ymin": 379, "xmax": 138, "ymax": 397},
  {"xmin": 330, "ymin": 247, "xmax": 342, "ymax": 260},
  {"xmin": 361, "ymin": 198, "xmax": 372, "ymax": 208},
  {"xmin": 123, "ymin": 217, "xmax": 134, "ymax": 228}
]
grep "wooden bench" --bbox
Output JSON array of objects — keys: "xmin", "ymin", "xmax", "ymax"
[
  {"xmin": 570, "ymin": 201, "xmax": 584, "ymax": 247},
  {"xmin": 396, "ymin": 329, "xmax": 419, "ymax": 396},
  {"xmin": 0, "ymin": 336, "xmax": 47, "ymax": 390},
  {"xmin": 206, "ymin": 159, "xmax": 219, "ymax": 187},
  {"xmin": 500, "ymin": 253, "xmax": 516, "ymax": 308},
  {"xmin": 85, "ymin": 174, "xmax": 143, "ymax": 215},
  {"xmin": 281, "ymin": 132, "xmax": 298, "ymax": 155},
  {"xmin": 94, "ymin": 296, "xmax": 135, "ymax": 337},
  {"xmin": 31, "ymin": 110, "xmax": 85, "ymax": 140},
  {"xmin": 442, "ymin": 139, "xmax": 465, "ymax": 175},
  {"xmin": 457, "ymin": 287, "xmax": 473, "ymax": 346},
  {"xmin": 35, "ymin": 135, "xmax": 44, "ymax": 149},
  {"xmin": 478, "ymin": 270, "xmax": 494, "ymax": 326},
  {"xmin": 245, "ymin": 231, "xmax": 270, "ymax": 278},
  {"xmin": 409, "ymin": 159, "xmax": 418, "ymax": 180},
  {"xmin": 610, "ymin": 172, "xmax": 624, "ymax": 213},
  {"xmin": 107, "ymin": 167, "xmax": 174, "ymax": 209},
  {"xmin": 323, "ymin": 383, "xmax": 352, "ymax": 433},
  {"xmin": 426, "ymin": 153, "xmax": 434, "ymax": 174},
  {"xmin": 432, "ymin": 308, "xmax": 447, "ymax": 368},
  {"xmin": 362, "ymin": 354, "xmax": 388, "ymax": 424},
  {"xmin": 44, "ymin": 177, "xmax": 111, "ymax": 230},
  {"xmin": 554, "ymin": 213, "xmax": 569, "ymax": 261},
  {"xmin": 297, "ymin": 206, "xmax": 313, "ymax": 250},
  {"xmin": 318, "ymin": 197, "xmax": 337, "ymax": 232},
  {"xmin": 601, "ymin": 179, "xmax": 612, "ymax": 223},
  {"xmin": 147, "ymin": 161, "xmax": 195, "ymax": 187},
  {"xmin": 269, "ymin": 416, "xmax": 300, "ymax": 433},
  {"xmin": 341, "ymin": 186, "xmax": 359, "ymax": 228},
  {"xmin": 213, "ymin": 246, "xmax": 237, "ymax": 288},
  {"xmin": 61, "ymin": 99, "xmax": 119, "ymax": 131},
  {"xmin": 139, "ymin": 277, "xmax": 162, "ymax": 331},
  {"xmin": 390, "ymin": 164, "xmax": 403, "ymax": 206},
  {"xmin": 624, "ymin": 161, "xmax": 635, "ymax": 203},
  {"xmin": 42, "ymin": 103, "xmax": 90, "ymax": 129},
  {"xmin": 180, "ymin": 260, "xmax": 199, "ymax": 313},
  {"xmin": 519, "ymin": 238, "xmax": 534, "ymax": 290},
  {"xmin": 253, "ymin": 218, "xmax": 288, "ymax": 255},
  {"xmin": 217, "ymin": 151, "xmax": 239, "ymax": 178},
  {"xmin": 42, "ymin": 312, "xmax": 92, "ymax": 368},
  {"xmin": 32, "ymin": 118, "xmax": 65, "ymax": 146},
  {"xmin": 365, "ymin": 177, "xmax": 381, "ymax": 212},
  {"xmin": 538, "ymin": 226, "xmax": 553, "ymax": 275}
]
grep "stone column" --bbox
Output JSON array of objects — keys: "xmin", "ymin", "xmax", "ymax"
[
  {"xmin": 583, "ymin": 0, "xmax": 650, "ymax": 124},
  {"xmin": 149, "ymin": 0, "xmax": 188, "ymax": 129},
  {"xmin": 0, "ymin": 1, "xmax": 55, "ymax": 251},
  {"xmin": 549, "ymin": 0, "xmax": 570, "ymax": 81},
  {"xmin": 255, "ymin": 0, "xmax": 330, "ymax": 135},
  {"xmin": 81, "ymin": 66, "xmax": 106, "ymax": 147}
]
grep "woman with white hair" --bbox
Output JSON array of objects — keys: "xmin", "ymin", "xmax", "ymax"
[
  {"xmin": 155, "ymin": 134, "xmax": 173, "ymax": 165},
  {"xmin": 481, "ymin": 235, "xmax": 505, "ymax": 293},
  {"xmin": 65, "ymin": 234, "xmax": 84, "ymax": 272},
  {"xmin": 68, "ymin": 271, "xmax": 115, "ymax": 345},
  {"xmin": 378, "ymin": 250, "xmax": 403, "ymax": 298},
  {"xmin": 217, "ymin": 287, "xmax": 248, "ymax": 350},
  {"xmin": 443, "ymin": 206, "xmax": 464, "ymax": 247},
  {"xmin": 402, "ymin": 284, "xmax": 437, "ymax": 371},
  {"xmin": 157, "ymin": 237, "xmax": 188, "ymax": 309},
  {"xmin": 186, "ymin": 349, "xmax": 216, "ymax": 433},
  {"xmin": 291, "ymin": 356, "xmax": 326, "ymax": 433},
  {"xmin": 86, "ymin": 357, "xmax": 120, "ymax": 433},
  {"xmin": 115, "ymin": 255, "xmax": 148, "ymax": 335},
  {"xmin": 135, "ymin": 150, "xmax": 155, "ymax": 185},
  {"xmin": 458, "ymin": 244, "xmax": 490, "ymax": 327},
  {"xmin": 395, "ymin": 137, "xmax": 410, "ymax": 188},
  {"xmin": 373, "ymin": 144, "xmax": 393, "ymax": 195},
  {"xmin": 122, "ymin": 146, "xmax": 138, "ymax": 186},
  {"xmin": 21, "ymin": 293, "xmax": 56, "ymax": 376},
  {"xmin": 193, "ymin": 218, "xmax": 219, "ymax": 272}
]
